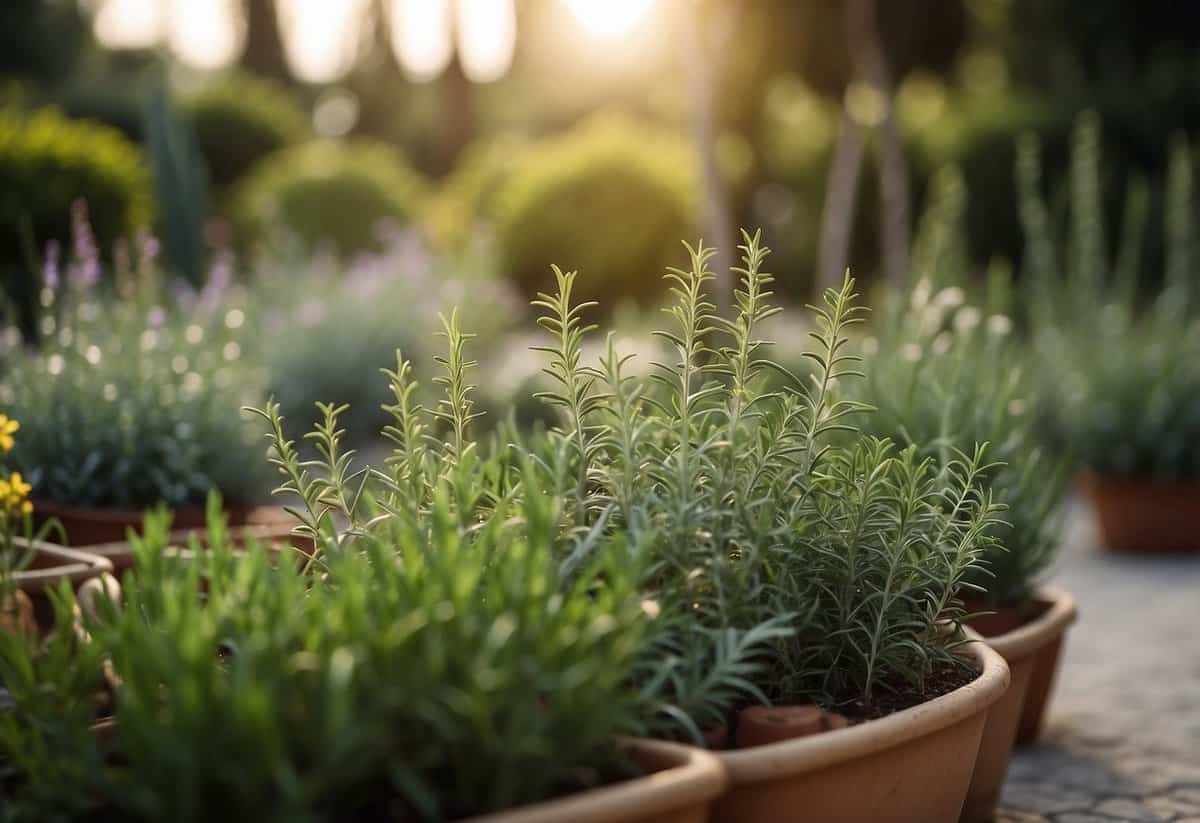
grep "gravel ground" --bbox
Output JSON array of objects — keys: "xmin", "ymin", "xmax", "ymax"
[{"xmin": 996, "ymin": 500, "xmax": 1200, "ymax": 822}]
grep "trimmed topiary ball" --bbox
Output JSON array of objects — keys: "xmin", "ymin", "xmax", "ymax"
[
  {"xmin": 0, "ymin": 107, "xmax": 152, "ymax": 332},
  {"xmin": 231, "ymin": 139, "xmax": 426, "ymax": 257},
  {"xmin": 491, "ymin": 114, "xmax": 699, "ymax": 306},
  {"xmin": 183, "ymin": 70, "xmax": 309, "ymax": 191}
]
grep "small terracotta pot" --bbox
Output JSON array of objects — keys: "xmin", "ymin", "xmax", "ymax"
[
  {"xmin": 1079, "ymin": 472, "xmax": 1200, "ymax": 553},
  {"xmin": 32, "ymin": 499, "xmax": 294, "ymax": 548},
  {"xmin": 960, "ymin": 588, "xmax": 1077, "ymax": 823},
  {"xmin": 6, "ymin": 540, "xmax": 115, "ymax": 633},
  {"xmin": 85, "ymin": 522, "xmax": 311, "ymax": 577},
  {"xmin": 468, "ymin": 738, "xmax": 726, "ymax": 823},
  {"xmin": 709, "ymin": 642, "xmax": 1009, "ymax": 823},
  {"xmin": 734, "ymin": 705, "xmax": 848, "ymax": 749}
]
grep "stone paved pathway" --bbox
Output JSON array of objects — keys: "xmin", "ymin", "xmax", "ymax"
[{"xmin": 996, "ymin": 501, "xmax": 1200, "ymax": 822}]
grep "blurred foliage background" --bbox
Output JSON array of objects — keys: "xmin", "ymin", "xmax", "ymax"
[
  {"xmin": 0, "ymin": 0, "xmax": 1196, "ymax": 471},
  {"xmin": 0, "ymin": 0, "xmax": 1195, "ymax": 300}
]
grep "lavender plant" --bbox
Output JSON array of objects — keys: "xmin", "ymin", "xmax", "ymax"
[{"xmin": 0, "ymin": 205, "xmax": 270, "ymax": 509}]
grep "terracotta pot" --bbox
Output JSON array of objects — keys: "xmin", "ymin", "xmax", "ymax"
[
  {"xmin": 960, "ymin": 588, "xmax": 1077, "ymax": 823},
  {"xmin": 734, "ymin": 705, "xmax": 847, "ymax": 749},
  {"xmin": 709, "ymin": 642, "xmax": 1009, "ymax": 823},
  {"xmin": 466, "ymin": 738, "xmax": 725, "ymax": 823},
  {"xmin": 1079, "ymin": 472, "xmax": 1200, "ymax": 553},
  {"xmin": 7, "ymin": 540, "xmax": 115, "ymax": 633},
  {"xmin": 85, "ymin": 522, "xmax": 311, "ymax": 577},
  {"xmin": 32, "ymin": 499, "xmax": 294, "ymax": 548}
]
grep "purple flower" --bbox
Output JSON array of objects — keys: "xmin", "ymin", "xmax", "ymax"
[
  {"xmin": 138, "ymin": 229, "xmax": 161, "ymax": 277},
  {"xmin": 199, "ymin": 250, "xmax": 233, "ymax": 314},
  {"xmin": 68, "ymin": 200, "xmax": 101, "ymax": 288},
  {"xmin": 42, "ymin": 240, "xmax": 60, "ymax": 290}
]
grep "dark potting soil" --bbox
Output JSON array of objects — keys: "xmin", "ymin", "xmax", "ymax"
[{"xmin": 838, "ymin": 658, "xmax": 982, "ymax": 724}]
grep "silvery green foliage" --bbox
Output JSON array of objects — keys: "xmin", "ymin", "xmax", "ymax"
[
  {"xmin": 0, "ymin": 223, "xmax": 270, "ymax": 509},
  {"xmin": 0, "ymin": 490, "xmax": 652, "ymax": 821},
  {"xmin": 854, "ymin": 280, "xmax": 1068, "ymax": 608},
  {"xmin": 248, "ymin": 229, "xmax": 523, "ymax": 446},
  {"xmin": 852, "ymin": 167, "xmax": 1069, "ymax": 608},
  {"xmin": 531, "ymin": 230, "xmax": 1002, "ymax": 716},
  {"xmin": 1021, "ymin": 114, "xmax": 1200, "ymax": 480}
]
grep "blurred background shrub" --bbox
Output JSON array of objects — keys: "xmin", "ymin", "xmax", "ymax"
[
  {"xmin": 231, "ymin": 138, "xmax": 426, "ymax": 257},
  {"xmin": 491, "ymin": 113, "xmax": 699, "ymax": 306},
  {"xmin": 247, "ymin": 229, "xmax": 523, "ymax": 447},
  {"xmin": 183, "ymin": 69, "xmax": 310, "ymax": 192},
  {"xmin": 0, "ymin": 222, "xmax": 270, "ymax": 510},
  {"xmin": 0, "ymin": 106, "xmax": 151, "ymax": 334}
]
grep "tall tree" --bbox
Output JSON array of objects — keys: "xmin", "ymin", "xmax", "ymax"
[{"xmin": 241, "ymin": 0, "xmax": 291, "ymax": 83}]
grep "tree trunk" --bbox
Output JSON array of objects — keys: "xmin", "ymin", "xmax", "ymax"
[
  {"xmin": 683, "ymin": 5, "xmax": 738, "ymax": 314},
  {"xmin": 845, "ymin": 0, "xmax": 910, "ymax": 287},
  {"xmin": 240, "ymin": 0, "xmax": 291, "ymax": 82},
  {"xmin": 817, "ymin": 106, "xmax": 866, "ymax": 293}
]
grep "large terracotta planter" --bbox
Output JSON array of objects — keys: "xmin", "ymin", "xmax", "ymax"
[
  {"xmin": 1080, "ymin": 472, "xmax": 1200, "ymax": 553},
  {"xmin": 6, "ymin": 540, "xmax": 115, "ymax": 632},
  {"xmin": 709, "ymin": 642, "xmax": 1009, "ymax": 823},
  {"xmin": 471, "ymin": 739, "xmax": 724, "ymax": 823},
  {"xmin": 960, "ymin": 588, "xmax": 1077, "ymax": 823},
  {"xmin": 33, "ymin": 499, "xmax": 294, "ymax": 548}
]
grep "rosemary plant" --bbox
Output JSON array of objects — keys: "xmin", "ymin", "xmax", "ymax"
[
  {"xmin": 854, "ymin": 284, "xmax": 1068, "ymax": 607},
  {"xmin": 0, "ymin": 491, "xmax": 654, "ymax": 821},
  {"xmin": 1021, "ymin": 114, "xmax": 1200, "ymax": 481},
  {"xmin": 530, "ymin": 230, "xmax": 1003, "ymax": 716},
  {"xmin": 844, "ymin": 167, "xmax": 1069, "ymax": 608}
]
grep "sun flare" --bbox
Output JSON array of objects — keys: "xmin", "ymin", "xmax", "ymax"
[{"xmin": 563, "ymin": 0, "xmax": 655, "ymax": 37}]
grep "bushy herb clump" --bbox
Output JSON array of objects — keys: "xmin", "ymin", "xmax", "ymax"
[
  {"xmin": 247, "ymin": 229, "xmax": 521, "ymax": 447},
  {"xmin": 526, "ymin": 232, "xmax": 1001, "ymax": 717},
  {"xmin": 0, "ymin": 494, "xmax": 652, "ymax": 821},
  {"xmin": 0, "ymin": 215, "xmax": 271, "ymax": 509},
  {"xmin": 0, "ymin": 232, "xmax": 1002, "ymax": 820},
  {"xmin": 1021, "ymin": 114, "xmax": 1200, "ymax": 481},
  {"xmin": 853, "ymin": 282, "xmax": 1067, "ymax": 607},
  {"xmin": 848, "ymin": 170, "xmax": 1069, "ymax": 608}
]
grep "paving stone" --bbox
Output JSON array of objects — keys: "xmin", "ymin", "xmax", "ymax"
[
  {"xmin": 995, "ymin": 501, "xmax": 1200, "ymax": 821},
  {"xmin": 1092, "ymin": 797, "xmax": 1170, "ymax": 821}
]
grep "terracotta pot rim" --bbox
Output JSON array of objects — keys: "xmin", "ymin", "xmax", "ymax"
[
  {"xmin": 966, "ymin": 587, "xmax": 1076, "ymax": 664},
  {"xmin": 84, "ymin": 523, "xmax": 310, "ymax": 571},
  {"xmin": 714, "ymin": 642, "xmax": 1009, "ymax": 783},
  {"xmin": 467, "ymin": 738, "xmax": 726, "ymax": 823},
  {"xmin": 11, "ymin": 540, "xmax": 113, "ymax": 590},
  {"xmin": 32, "ymin": 498, "xmax": 287, "ymax": 525},
  {"xmin": 1078, "ymin": 471, "xmax": 1200, "ymax": 492}
]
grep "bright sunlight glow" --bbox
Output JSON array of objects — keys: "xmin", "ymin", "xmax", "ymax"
[
  {"xmin": 167, "ymin": 0, "xmax": 243, "ymax": 71},
  {"xmin": 389, "ymin": 0, "xmax": 454, "ymax": 81},
  {"xmin": 563, "ymin": 0, "xmax": 655, "ymax": 37},
  {"xmin": 92, "ymin": 0, "xmax": 163, "ymax": 50},
  {"xmin": 275, "ymin": 0, "xmax": 370, "ymax": 84},
  {"xmin": 457, "ymin": 0, "xmax": 517, "ymax": 84}
]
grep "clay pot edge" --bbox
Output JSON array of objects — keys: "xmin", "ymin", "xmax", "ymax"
[
  {"xmin": 714, "ymin": 642, "xmax": 1010, "ymax": 783},
  {"xmin": 965, "ymin": 587, "xmax": 1077, "ymax": 664},
  {"xmin": 468, "ymin": 737, "xmax": 726, "ymax": 823}
]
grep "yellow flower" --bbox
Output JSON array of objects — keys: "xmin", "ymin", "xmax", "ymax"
[
  {"xmin": 7, "ymin": 473, "xmax": 30, "ymax": 499},
  {"xmin": 0, "ymin": 415, "xmax": 17, "ymax": 453},
  {"xmin": 1, "ymin": 472, "xmax": 30, "ymax": 515}
]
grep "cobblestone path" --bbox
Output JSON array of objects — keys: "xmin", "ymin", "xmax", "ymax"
[{"xmin": 997, "ymin": 502, "xmax": 1200, "ymax": 822}]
